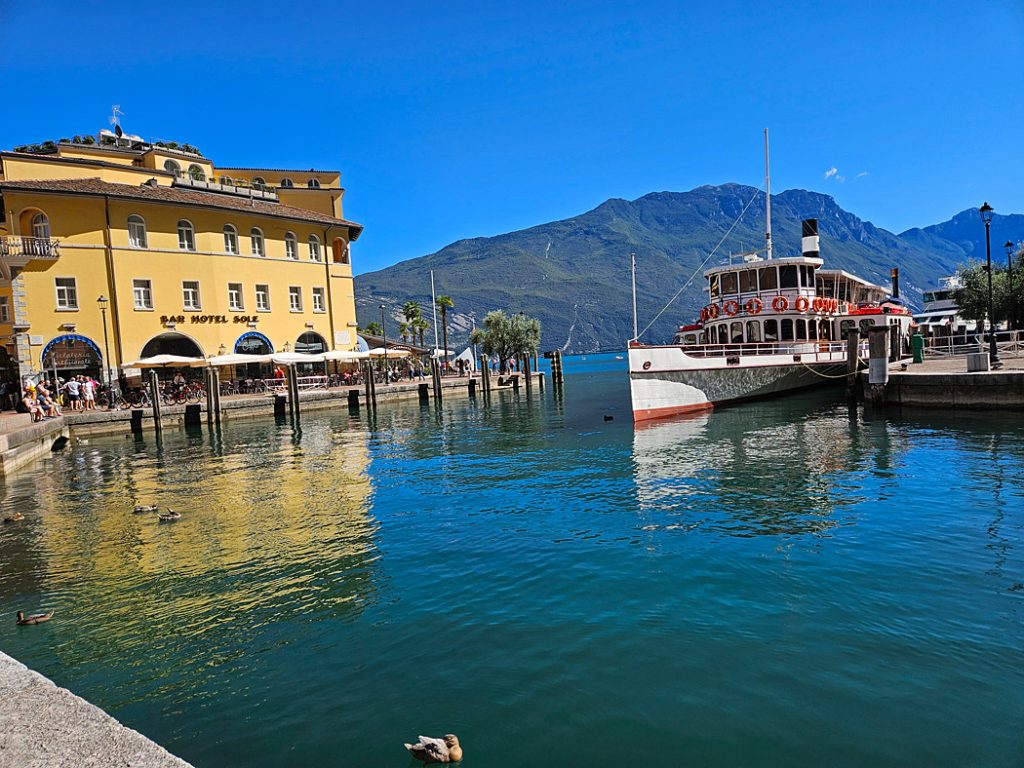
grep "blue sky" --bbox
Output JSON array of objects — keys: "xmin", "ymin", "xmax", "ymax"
[{"xmin": 2, "ymin": 1, "xmax": 1021, "ymax": 274}]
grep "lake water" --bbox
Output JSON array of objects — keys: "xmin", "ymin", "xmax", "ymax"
[{"xmin": 1, "ymin": 354, "xmax": 1022, "ymax": 767}]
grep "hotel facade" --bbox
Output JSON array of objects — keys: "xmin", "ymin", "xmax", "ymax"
[{"xmin": 0, "ymin": 129, "xmax": 363, "ymax": 384}]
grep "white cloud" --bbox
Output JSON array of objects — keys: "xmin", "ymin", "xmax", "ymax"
[
  {"xmin": 824, "ymin": 167, "xmax": 838, "ymax": 179},
  {"xmin": 856, "ymin": 171, "xmax": 869, "ymax": 179}
]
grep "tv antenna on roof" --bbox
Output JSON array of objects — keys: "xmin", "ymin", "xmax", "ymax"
[{"xmin": 109, "ymin": 105, "xmax": 124, "ymax": 137}]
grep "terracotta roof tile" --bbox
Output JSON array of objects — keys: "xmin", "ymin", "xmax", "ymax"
[{"xmin": 0, "ymin": 177, "xmax": 363, "ymax": 239}]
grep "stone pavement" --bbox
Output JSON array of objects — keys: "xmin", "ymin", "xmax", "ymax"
[
  {"xmin": 894, "ymin": 353, "xmax": 1024, "ymax": 374},
  {"xmin": 0, "ymin": 651, "xmax": 192, "ymax": 768}
]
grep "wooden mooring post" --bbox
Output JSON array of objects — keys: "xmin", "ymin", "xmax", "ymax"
[
  {"xmin": 548, "ymin": 350, "xmax": 565, "ymax": 386},
  {"xmin": 148, "ymin": 370, "xmax": 162, "ymax": 437},
  {"xmin": 845, "ymin": 329, "xmax": 860, "ymax": 403},
  {"xmin": 867, "ymin": 326, "xmax": 890, "ymax": 406},
  {"xmin": 431, "ymin": 358, "xmax": 443, "ymax": 401}
]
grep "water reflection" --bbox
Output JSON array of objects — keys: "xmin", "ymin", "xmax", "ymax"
[{"xmin": 631, "ymin": 401, "xmax": 902, "ymax": 537}]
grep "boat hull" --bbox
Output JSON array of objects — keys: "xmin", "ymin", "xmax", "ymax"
[{"xmin": 629, "ymin": 346, "xmax": 846, "ymax": 422}]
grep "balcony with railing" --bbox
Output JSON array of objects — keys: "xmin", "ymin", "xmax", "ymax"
[
  {"xmin": 172, "ymin": 174, "xmax": 279, "ymax": 201},
  {"xmin": 0, "ymin": 235, "xmax": 60, "ymax": 271}
]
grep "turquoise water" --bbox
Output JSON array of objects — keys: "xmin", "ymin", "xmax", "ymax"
[{"xmin": 1, "ymin": 354, "xmax": 1022, "ymax": 766}]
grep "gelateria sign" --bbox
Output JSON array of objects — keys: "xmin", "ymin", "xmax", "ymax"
[{"xmin": 160, "ymin": 314, "xmax": 259, "ymax": 325}]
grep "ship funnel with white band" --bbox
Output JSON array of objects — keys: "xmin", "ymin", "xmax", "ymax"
[{"xmin": 801, "ymin": 219, "xmax": 820, "ymax": 259}]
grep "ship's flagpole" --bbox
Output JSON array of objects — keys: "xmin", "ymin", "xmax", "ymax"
[
  {"xmin": 630, "ymin": 251, "xmax": 638, "ymax": 342},
  {"xmin": 764, "ymin": 127, "xmax": 773, "ymax": 260}
]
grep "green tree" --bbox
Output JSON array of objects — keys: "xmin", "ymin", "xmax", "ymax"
[
  {"xmin": 364, "ymin": 321, "xmax": 383, "ymax": 336},
  {"xmin": 955, "ymin": 249, "xmax": 1024, "ymax": 329},
  {"xmin": 413, "ymin": 317, "xmax": 429, "ymax": 347},
  {"xmin": 436, "ymin": 295, "xmax": 454, "ymax": 362},
  {"xmin": 471, "ymin": 310, "xmax": 542, "ymax": 373}
]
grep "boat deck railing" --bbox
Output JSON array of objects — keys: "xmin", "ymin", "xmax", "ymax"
[{"xmin": 678, "ymin": 340, "xmax": 858, "ymax": 361}]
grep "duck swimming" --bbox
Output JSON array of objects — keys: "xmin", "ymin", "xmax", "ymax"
[
  {"xmin": 16, "ymin": 611, "xmax": 53, "ymax": 626},
  {"xmin": 404, "ymin": 734, "xmax": 463, "ymax": 764},
  {"xmin": 3, "ymin": 512, "xmax": 25, "ymax": 523},
  {"xmin": 157, "ymin": 509, "xmax": 181, "ymax": 522},
  {"xmin": 133, "ymin": 505, "xmax": 158, "ymax": 514}
]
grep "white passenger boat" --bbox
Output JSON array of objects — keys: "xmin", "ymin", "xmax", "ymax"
[{"xmin": 628, "ymin": 133, "xmax": 913, "ymax": 423}]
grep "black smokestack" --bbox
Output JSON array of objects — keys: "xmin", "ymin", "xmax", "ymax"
[
  {"xmin": 801, "ymin": 219, "xmax": 819, "ymax": 259},
  {"xmin": 891, "ymin": 267, "xmax": 900, "ymax": 299}
]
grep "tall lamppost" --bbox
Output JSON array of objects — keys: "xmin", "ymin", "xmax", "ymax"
[
  {"xmin": 96, "ymin": 295, "xmax": 113, "ymax": 410},
  {"xmin": 379, "ymin": 304, "xmax": 388, "ymax": 382},
  {"xmin": 1006, "ymin": 240, "xmax": 1016, "ymax": 332},
  {"xmin": 979, "ymin": 202, "xmax": 1001, "ymax": 368}
]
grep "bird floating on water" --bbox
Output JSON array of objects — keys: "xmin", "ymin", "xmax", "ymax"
[
  {"xmin": 16, "ymin": 611, "xmax": 53, "ymax": 626},
  {"xmin": 404, "ymin": 734, "xmax": 463, "ymax": 764},
  {"xmin": 134, "ymin": 505, "xmax": 158, "ymax": 514},
  {"xmin": 158, "ymin": 509, "xmax": 181, "ymax": 522},
  {"xmin": 3, "ymin": 512, "xmax": 25, "ymax": 523}
]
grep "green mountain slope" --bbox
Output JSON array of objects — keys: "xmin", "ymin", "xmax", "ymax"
[{"xmin": 355, "ymin": 184, "xmax": 1008, "ymax": 353}]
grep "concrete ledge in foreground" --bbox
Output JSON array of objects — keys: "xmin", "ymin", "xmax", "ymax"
[{"xmin": 0, "ymin": 651, "xmax": 193, "ymax": 768}]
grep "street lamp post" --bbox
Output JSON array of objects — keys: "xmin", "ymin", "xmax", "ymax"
[
  {"xmin": 96, "ymin": 295, "xmax": 113, "ymax": 410},
  {"xmin": 379, "ymin": 304, "xmax": 388, "ymax": 383},
  {"xmin": 980, "ymin": 202, "xmax": 1001, "ymax": 369},
  {"xmin": 1006, "ymin": 240, "xmax": 1016, "ymax": 332}
]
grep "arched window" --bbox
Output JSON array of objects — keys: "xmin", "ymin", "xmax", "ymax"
[
  {"xmin": 177, "ymin": 219, "xmax": 195, "ymax": 251},
  {"xmin": 252, "ymin": 177, "xmax": 266, "ymax": 190},
  {"xmin": 280, "ymin": 178, "xmax": 294, "ymax": 188},
  {"xmin": 295, "ymin": 331, "xmax": 327, "ymax": 355},
  {"xmin": 308, "ymin": 235, "xmax": 321, "ymax": 262},
  {"xmin": 250, "ymin": 227, "xmax": 265, "ymax": 257},
  {"xmin": 31, "ymin": 212, "xmax": 51, "ymax": 240},
  {"xmin": 332, "ymin": 237, "xmax": 349, "ymax": 264},
  {"xmin": 223, "ymin": 224, "xmax": 238, "ymax": 255},
  {"xmin": 127, "ymin": 215, "xmax": 147, "ymax": 248},
  {"xmin": 187, "ymin": 164, "xmax": 206, "ymax": 181},
  {"xmin": 220, "ymin": 175, "xmax": 233, "ymax": 186},
  {"xmin": 285, "ymin": 232, "xmax": 298, "ymax": 260},
  {"xmin": 163, "ymin": 159, "xmax": 181, "ymax": 177},
  {"xmin": 307, "ymin": 178, "xmax": 320, "ymax": 188}
]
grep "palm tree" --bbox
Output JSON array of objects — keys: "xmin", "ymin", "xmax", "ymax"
[
  {"xmin": 436, "ymin": 295, "xmax": 453, "ymax": 368},
  {"xmin": 414, "ymin": 317, "xmax": 429, "ymax": 347},
  {"xmin": 399, "ymin": 321, "xmax": 410, "ymax": 343},
  {"xmin": 402, "ymin": 300, "xmax": 421, "ymax": 324}
]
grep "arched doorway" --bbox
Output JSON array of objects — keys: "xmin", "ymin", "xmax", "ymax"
[
  {"xmin": 295, "ymin": 331, "xmax": 327, "ymax": 355},
  {"xmin": 42, "ymin": 334, "xmax": 102, "ymax": 379},
  {"xmin": 140, "ymin": 332, "xmax": 203, "ymax": 358},
  {"xmin": 234, "ymin": 331, "xmax": 273, "ymax": 355}
]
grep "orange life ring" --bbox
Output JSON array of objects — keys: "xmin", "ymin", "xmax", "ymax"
[
  {"xmin": 707, "ymin": 303, "xmax": 720, "ymax": 319},
  {"xmin": 772, "ymin": 296, "xmax": 789, "ymax": 312},
  {"xmin": 745, "ymin": 297, "xmax": 763, "ymax": 315},
  {"xmin": 724, "ymin": 300, "xmax": 740, "ymax": 316},
  {"xmin": 795, "ymin": 296, "xmax": 810, "ymax": 312},
  {"xmin": 700, "ymin": 307, "xmax": 709, "ymax": 322},
  {"xmin": 830, "ymin": 299, "xmax": 839, "ymax": 313},
  {"xmin": 812, "ymin": 297, "xmax": 825, "ymax": 313}
]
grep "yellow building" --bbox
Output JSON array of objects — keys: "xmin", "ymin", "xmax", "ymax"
[{"xmin": 0, "ymin": 129, "xmax": 363, "ymax": 384}]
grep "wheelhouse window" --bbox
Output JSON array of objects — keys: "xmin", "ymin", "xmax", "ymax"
[
  {"xmin": 709, "ymin": 275, "xmax": 720, "ymax": 300},
  {"xmin": 312, "ymin": 286, "xmax": 326, "ymax": 313},
  {"xmin": 55, "ymin": 277, "xmax": 78, "ymax": 310},
  {"xmin": 759, "ymin": 267, "xmax": 778, "ymax": 291},
  {"xmin": 182, "ymin": 280, "xmax": 201, "ymax": 310},
  {"xmin": 801, "ymin": 265, "xmax": 815, "ymax": 287},
  {"xmin": 285, "ymin": 232, "xmax": 298, "ymax": 260},
  {"xmin": 228, "ymin": 282, "xmax": 244, "ymax": 311},
  {"xmin": 223, "ymin": 224, "xmax": 239, "ymax": 254},
  {"xmin": 255, "ymin": 284, "xmax": 270, "ymax": 311},
  {"xmin": 308, "ymin": 235, "xmax": 322, "ymax": 262},
  {"xmin": 127, "ymin": 215, "xmax": 147, "ymax": 248},
  {"xmin": 164, "ymin": 160, "xmax": 182, "ymax": 177},
  {"xmin": 133, "ymin": 279, "xmax": 153, "ymax": 310},
  {"xmin": 250, "ymin": 228, "xmax": 265, "ymax": 257},
  {"xmin": 177, "ymin": 220, "xmax": 196, "ymax": 251},
  {"xmin": 288, "ymin": 286, "xmax": 302, "ymax": 312},
  {"xmin": 779, "ymin": 265, "xmax": 798, "ymax": 289},
  {"xmin": 720, "ymin": 272, "xmax": 738, "ymax": 295},
  {"xmin": 739, "ymin": 270, "xmax": 758, "ymax": 293},
  {"xmin": 31, "ymin": 212, "xmax": 50, "ymax": 240}
]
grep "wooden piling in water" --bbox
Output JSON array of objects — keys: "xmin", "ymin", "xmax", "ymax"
[
  {"xmin": 868, "ymin": 326, "xmax": 890, "ymax": 406},
  {"xmin": 148, "ymin": 370, "xmax": 162, "ymax": 437}
]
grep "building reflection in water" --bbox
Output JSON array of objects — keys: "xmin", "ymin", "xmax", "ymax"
[
  {"xmin": 631, "ymin": 400, "xmax": 900, "ymax": 538},
  {"xmin": 0, "ymin": 417, "xmax": 378, "ymax": 705}
]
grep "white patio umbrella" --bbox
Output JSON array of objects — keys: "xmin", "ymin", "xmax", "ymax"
[
  {"xmin": 271, "ymin": 352, "xmax": 326, "ymax": 365},
  {"xmin": 130, "ymin": 354, "xmax": 204, "ymax": 368},
  {"xmin": 368, "ymin": 347, "xmax": 411, "ymax": 357},
  {"xmin": 323, "ymin": 350, "xmax": 369, "ymax": 362},
  {"xmin": 192, "ymin": 353, "xmax": 273, "ymax": 367}
]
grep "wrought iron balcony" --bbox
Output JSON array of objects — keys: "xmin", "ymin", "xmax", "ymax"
[{"xmin": 0, "ymin": 235, "xmax": 60, "ymax": 271}]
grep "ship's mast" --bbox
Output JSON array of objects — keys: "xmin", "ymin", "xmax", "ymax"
[{"xmin": 764, "ymin": 128, "xmax": 773, "ymax": 260}]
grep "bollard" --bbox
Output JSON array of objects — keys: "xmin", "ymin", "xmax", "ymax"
[
  {"xmin": 274, "ymin": 394, "xmax": 287, "ymax": 418},
  {"xmin": 468, "ymin": 378, "xmax": 476, "ymax": 397},
  {"xmin": 512, "ymin": 374, "xmax": 520, "ymax": 391},
  {"xmin": 347, "ymin": 388, "xmax": 360, "ymax": 409},
  {"xmin": 418, "ymin": 382, "xmax": 430, "ymax": 402},
  {"xmin": 867, "ymin": 326, "xmax": 890, "ymax": 406},
  {"xmin": 130, "ymin": 409, "xmax": 144, "ymax": 435},
  {"xmin": 184, "ymin": 403, "xmax": 202, "ymax": 427}
]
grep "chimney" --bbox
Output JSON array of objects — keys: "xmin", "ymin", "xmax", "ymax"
[
  {"xmin": 891, "ymin": 267, "xmax": 900, "ymax": 299},
  {"xmin": 801, "ymin": 219, "xmax": 819, "ymax": 259}
]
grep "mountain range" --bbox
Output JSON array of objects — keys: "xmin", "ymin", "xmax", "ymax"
[{"xmin": 355, "ymin": 185, "xmax": 1024, "ymax": 353}]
